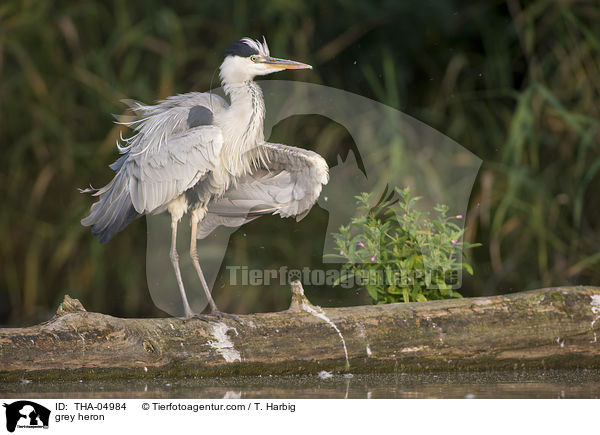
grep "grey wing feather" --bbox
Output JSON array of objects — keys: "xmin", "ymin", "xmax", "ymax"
[
  {"xmin": 82, "ymin": 92, "xmax": 227, "ymax": 243},
  {"xmin": 129, "ymin": 125, "xmax": 223, "ymax": 214},
  {"xmin": 118, "ymin": 92, "xmax": 228, "ymax": 156},
  {"xmin": 196, "ymin": 214, "xmax": 259, "ymax": 239},
  {"xmin": 197, "ymin": 142, "xmax": 329, "ymax": 238}
]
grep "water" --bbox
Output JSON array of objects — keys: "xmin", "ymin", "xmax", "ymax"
[{"xmin": 2, "ymin": 370, "xmax": 600, "ymax": 399}]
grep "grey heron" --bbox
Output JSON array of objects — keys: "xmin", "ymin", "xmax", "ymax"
[{"xmin": 81, "ymin": 37, "xmax": 329, "ymax": 318}]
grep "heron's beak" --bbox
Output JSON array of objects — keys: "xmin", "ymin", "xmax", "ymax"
[{"xmin": 263, "ymin": 57, "xmax": 312, "ymax": 70}]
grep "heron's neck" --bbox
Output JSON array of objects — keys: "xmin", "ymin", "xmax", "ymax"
[
  {"xmin": 219, "ymin": 80, "xmax": 266, "ymax": 175},
  {"xmin": 224, "ymin": 80, "xmax": 265, "ymax": 135}
]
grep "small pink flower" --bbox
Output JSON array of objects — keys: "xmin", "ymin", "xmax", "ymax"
[
  {"xmin": 370, "ymin": 256, "xmax": 376, "ymax": 262},
  {"xmin": 456, "ymin": 215, "xmax": 463, "ymax": 219},
  {"xmin": 452, "ymin": 240, "xmax": 458, "ymax": 246},
  {"xmin": 357, "ymin": 241, "xmax": 364, "ymax": 248}
]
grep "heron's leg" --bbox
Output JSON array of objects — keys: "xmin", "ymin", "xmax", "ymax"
[
  {"xmin": 169, "ymin": 215, "xmax": 194, "ymax": 318},
  {"xmin": 190, "ymin": 212, "xmax": 219, "ymax": 313}
]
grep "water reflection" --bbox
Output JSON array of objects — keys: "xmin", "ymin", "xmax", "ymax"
[{"xmin": 2, "ymin": 370, "xmax": 599, "ymax": 399}]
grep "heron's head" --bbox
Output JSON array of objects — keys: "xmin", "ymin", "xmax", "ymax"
[{"xmin": 220, "ymin": 37, "xmax": 311, "ymax": 84}]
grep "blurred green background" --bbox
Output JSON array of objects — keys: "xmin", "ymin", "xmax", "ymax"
[{"xmin": 1, "ymin": 0, "xmax": 599, "ymax": 326}]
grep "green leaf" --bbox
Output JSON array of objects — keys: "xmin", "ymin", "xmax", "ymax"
[
  {"xmin": 402, "ymin": 287, "xmax": 410, "ymax": 303},
  {"xmin": 387, "ymin": 286, "xmax": 402, "ymax": 295},
  {"xmin": 323, "ymin": 253, "xmax": 346, "ymax": 260},
  {"xmin": 462, "ymin": 263, "xmax": 474, "ymax": 275},
  {"xmin": 365, "ymin": 285, "xmax": 379, "ymax": 302}
]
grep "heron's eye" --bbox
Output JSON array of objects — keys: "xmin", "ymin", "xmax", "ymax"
[{"xmin": 250, "ymin": 55, "xmax": 258, "ymax": 62}]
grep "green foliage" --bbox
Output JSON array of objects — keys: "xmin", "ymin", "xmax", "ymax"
[{"xmin": 330, "ymin": 188, "xmax": 480, "ymax": 304}]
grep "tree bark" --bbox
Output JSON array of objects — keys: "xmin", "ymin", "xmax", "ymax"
[{"xmin": 1, "ymin": 284, "xmax": 600, "ymax": 381}]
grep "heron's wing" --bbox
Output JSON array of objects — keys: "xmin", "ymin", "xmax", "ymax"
[
  {"xmin": 128, "ymin": 125, "xmax": 223, "ymax": 214},
  {"xmin": 118, "ymin": 92, "xmax": 228, "ymax": 156},
  {"xmin": 197, "ymin": 142, "xmax": 328, "ymax": 238},
  {"xmin": 118, "ymin": 92, "xmax": 228, "ymax": 214},
  {"xmin": 82, "ymin": 92, "xmax": 228, "ymax": 243}
]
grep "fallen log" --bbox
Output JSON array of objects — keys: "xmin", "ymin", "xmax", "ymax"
[{"xmin": 1, "ymin": 284, "xmax": 600, "ymax": 381}]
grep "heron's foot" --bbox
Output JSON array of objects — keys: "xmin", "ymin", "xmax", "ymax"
[
  {"xmin": 181, "ymin": 312, "xmax": 214, "ymax": 324},
  {"xmin": 180, "ymin": 310, "xmax": 243, "ymax": 324},
  {"xmin": 207, "ymin": 310, "xmax": 243, "ymax": 322}
]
